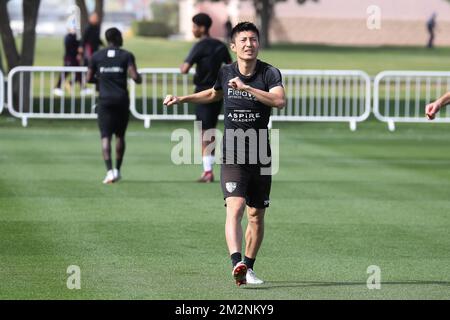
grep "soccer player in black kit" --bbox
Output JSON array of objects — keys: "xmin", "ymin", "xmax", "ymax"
[
  {"xmin": 53, "ymin": 26, "xmax": 81, "ymax": 96},
  {"xmin": 164, "ymin": 22, "xmax": 286, "ymax": 286},
  {"xmin": 87, "ymin": 28, "xmax": 142, "ymax": 184},
  {"xmin": 180, "ymin": 13, "xmax": 232, "ymax": 183}
]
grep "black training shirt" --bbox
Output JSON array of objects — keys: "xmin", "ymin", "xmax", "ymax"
[
  {"xmin": 184, "ymin": 37, "xmax": 232, "ymax": 92},
  {"xmin": 80, "ymin": 24, "xmax": 102, "ymax": 52},
  {"xmin": 89, "ymin": 47, "xmax": 136, "ymax": 104},
  {"xmin": 214, "ymin": 60, "xmax": 283, "ymax": 165},
  {"xmin": 64, "ymin": 33, "xmax": 79, "ymax": 59}
]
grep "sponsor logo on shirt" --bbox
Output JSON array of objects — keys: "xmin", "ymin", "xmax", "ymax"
[
  {"xmin": 227, "ymin": 110, "xmax": 260, "ymax": 123},
  {"xmin": 99, "ymin": 66, "xmax": 124, "ymax": 73},
  {"xmin": 227, "ymin": 88, "xmax": 257, "ymax": 101}
]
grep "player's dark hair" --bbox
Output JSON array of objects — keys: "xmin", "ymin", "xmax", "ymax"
[
  {"xmin": 192, "ymin": 13, "xmax": 212, "ymax": 32},
  {"xmin": 230, "ymin": 22, "xmax": 260, "ymax": 42},
  {"xmin": 105, "ymin": 27, "xmax": 123, "ymax": 47}
]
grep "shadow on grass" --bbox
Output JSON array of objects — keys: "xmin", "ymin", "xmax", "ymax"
[{"xmin": 243, "ymin": 280, "xmax": 450, "ymax": 290}]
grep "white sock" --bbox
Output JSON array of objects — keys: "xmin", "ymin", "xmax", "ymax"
[
  {"xmin": 203, "ymin": 156, "xmax": 212, "ymax": 172},
  {"xmin": 202, "ymin": 155, "xmax": 215, "ymax": 172}
]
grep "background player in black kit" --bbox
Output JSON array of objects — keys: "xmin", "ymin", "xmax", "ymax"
[
  {"xmin": 164, "ymin": 22, "xmax": 286, "ymax": 286},
  {"xmin": 79, "ymin": 12, "xmax": 103, "ymax": 96},
  {"xmin": 53, "ymin": 26, "xmax": 81, "ymax": 97},
  {"xmin": 87, "ymin": 28, "xmax": 142, "ymax": 184},
  {"xmin": 180, "ymin": 13, "xmax": 232, "ymax": 183}
]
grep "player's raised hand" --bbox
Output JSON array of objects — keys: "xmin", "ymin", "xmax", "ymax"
[
  {"xmin": 163, "ymin": 95, "xmax": 179, "ymax": 107},
  {"xmin": 228, "ymin": 77, "xmax": 248, "ymax": 91},
  {"xmin": 425, "ymin": 101, "xmax": 440, "ymax": 120}
]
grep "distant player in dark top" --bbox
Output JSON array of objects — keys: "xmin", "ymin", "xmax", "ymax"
[
  {"xmin": 79, "ymin": 13, "xmax": 103, "ymax": 96},
  {"xmin": 180, "ymin": 13, "xmax": 232, "ymax": 183},
  {"xmin": 164, "ymin": 22, "xmax": 285, "ymax": 286},
  {"xmin": 53, "ymin": 26, "xmax": 81, "ymax": 96},
  {"xmin": 79, "ymin": 12, "xmax": 103, "ymax": 66},
  {"xmin": 225, "ymin": 19, "xmax": 233, "ymax": 42},
  {"xmin": 87, "ymin": 27, "xmax": 142, "ymax": 184},
  {"xmin": 427, "ymin": 13, "xmax": 437, "ymax": 49}
]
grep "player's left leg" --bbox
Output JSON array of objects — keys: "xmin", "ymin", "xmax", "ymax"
[
  {"xmin": 114, "ymin": 134, "xmax": 125, "ymax": 182},
  {"xmin": 101, "ymin": 136, "xmax": 114, "ymax": 184},
  {"xmin": 225, "ymin": 196, "xmax": 247, "ymax": 286},
  {"xmin": 98, "ymin": 105, "xmax": 114, "ymax": 184},
  {"xmin": 112, "ymin": 107, "xmax": 130, "ymax": 182},
  {"xmin": 225, "ymin": 196, "xmax": 246, "ymax": 257},
  {"xmin": 196, "ymin": 101, "xmax": 221, "ymax": 182},
  {"xmin": 221, "ymin": 164, "xmax": 251, "ymax": 286},
  {"xmin": 244, "ymin": 206, "xmax": 265, "ymax": 284},
  {"xmin": 198, "ymin": 129, "xmax": 218, "ymax": 182},
  {"xmin": 243, "ymin": 167, "xmax": 271, "ymax": 284}
]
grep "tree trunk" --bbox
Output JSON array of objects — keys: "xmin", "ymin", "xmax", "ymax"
[
  {"xmin": 21, "ymin": 0, "xmax": 40, "ymax": 66},
  {"xmin": 75, "ymin": 0, "xmax": 104, "ymax": 34},
  {"xmin": 0, "ymin": 0, "xmax": 20, "ymax": 71},
  {"xmin": 95, "ymin": 0, "xmax": 104, "ymax": 24},
  {"xmin": 76, "ymin": 0, "xmax": 89, "ymax": 34},
  {"xmin": 254, "ymin": 0, "xmax": 274, "ymax": 49},
  {"xmin": 0, "ymin": 45, "xmax": 4, "ymax": 74},
  {"xmin": 19, "ymin": 0, "xmax": 40, "ymax": 112}
]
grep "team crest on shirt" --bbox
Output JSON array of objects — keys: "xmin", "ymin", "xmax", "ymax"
[
  {"xmin": 226, "ymin": 182, "xmax": 237, "ymax": 193},
  {"xmin": 107, "ymin": 49, "xmax": 116, "ymax": 58}
]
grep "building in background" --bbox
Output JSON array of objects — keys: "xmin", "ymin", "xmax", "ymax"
[
  {"xmin": 179, "ymin": 0, "xmax": 450, "ymax": 46},
  {"xmin": 7, "ymin": 0, "xmax": 152, "ymax": 36},
  {"xmin": 7, "ymin": 0, "xmax": 450, "ymax": 47}
]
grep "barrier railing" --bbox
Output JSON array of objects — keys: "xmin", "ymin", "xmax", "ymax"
[
  {"xmin": 7, "ymin": 66, "xmax": 96, "ymax": 127},
  {"xmin": 0, "ymin": 71, "xmax": 4, "ymax": 115},
  {"xmin": 130, "ymin": 68, "xmax": 195, "ymax": 128},
  {"xmin": 373, "ymin": 71, "xmax": 450, "ymax": 131},
  {"xmin": 130, "ymin": 68, "xmax": 372, "ymax": 130},
  {"xmin": 271, "ymin": 70, "xmax": 371, "ymax": 130}
]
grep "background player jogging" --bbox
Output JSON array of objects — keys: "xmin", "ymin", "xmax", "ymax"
[
  {"xmin": 180, "ymin": 13, "xmax": 232, "ymax": 183},
  {"xmin": 86, "ymin": 27, "xmax": 142, "ymax": 184},
  {"xmin": 164, "ymin": 22, "xmax": 286, "ymax": 286}
]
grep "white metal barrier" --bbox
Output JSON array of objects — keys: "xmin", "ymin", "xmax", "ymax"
[
  {"xmin": 271, "ymin": 70, "xmax": 371, "ymax": 131},
  {"xmin": 373, "ymin": 71, "xmax": 450, "ymax": 131},
  {"xmin": 0, "ymin": 71, "xmax": 4, "ymax": 114},
  {"xmin": 7, "ymin": 66, "xmax": 96, "ymax": 127},
  {"xmin": 4, "ymin": 66, "xmax": 371, "ymax": 130},
  {"xmin": 130, "ymin": 68, "xmax": 195, "ymax": 128},
  {"xmin": 131, "ymin": 68, "xmax": 372, "ymax": 130}
]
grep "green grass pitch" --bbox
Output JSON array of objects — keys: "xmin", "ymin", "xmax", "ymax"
[
  {"xmin": 0, "ymin": 117, "xmax": 449, "ymax": 299},
  {"xmin": 6, "ymin": 36, "xmax": 450, "ymax": 74}
]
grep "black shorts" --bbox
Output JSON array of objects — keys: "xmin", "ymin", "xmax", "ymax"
[
  {"xmin": 195, "ymin": 100, "xmax": 222, "ymax": 130},
  {"xmin": 97, "ymin": 102, "xmax": 129, "ymax": 138},
  {"xmin": 220, "ymin": 164, "xmax": 272, "ymax": 209}
]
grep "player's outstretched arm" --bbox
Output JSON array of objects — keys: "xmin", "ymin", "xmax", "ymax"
[
  {"xmin": 180, "ymin": 63, "xmax": 191, "ymax": 74},
  {"xmin": 128, "ymin": 64, "xmax": 142, "ymax": 84},
  {"xmin": 426, "ymin": 92, "xmax": 450, "ymax": 120},
  {"xmin": 163, "ymin": 88, "xmax": 223, "ymax": 107},
  {"xmin": 228, "ymin": 77, "xmax": 286, "ymax": 109}
]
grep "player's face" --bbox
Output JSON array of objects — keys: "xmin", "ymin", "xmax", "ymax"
[
  {"xmin": 231, "ymin": 31, "xmax": 259, "ymax": 61},
  {"xmin": 192, "ymin": 23, "xmax": 204, "ymax": 38}
]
